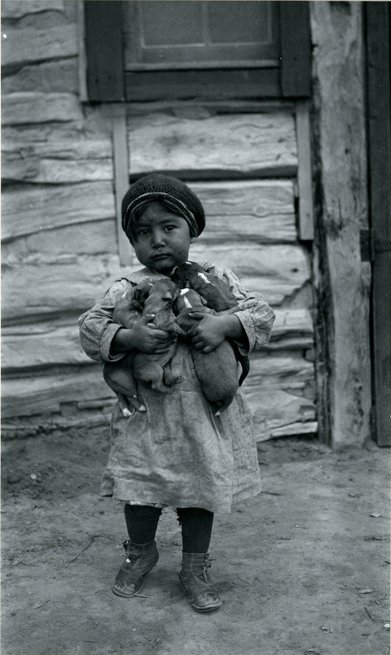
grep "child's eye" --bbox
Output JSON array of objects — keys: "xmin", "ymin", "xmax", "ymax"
[
  {"xmin": 137, "ymin": 228, "xmax": 150, "ymax": 236},
  {"xmin": 165, "ymin": 225, "xmax": 176, "ymax": 231}
]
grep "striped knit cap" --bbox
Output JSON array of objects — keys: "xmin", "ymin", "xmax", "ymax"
[{"xmin": 121, "ymin": 174, "xmax": 205, "ymax": 242}]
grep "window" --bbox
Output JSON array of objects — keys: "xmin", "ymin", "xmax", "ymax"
[{"xmin": 85, "ymin": 1, "xmax": 310, "ymax": 102}]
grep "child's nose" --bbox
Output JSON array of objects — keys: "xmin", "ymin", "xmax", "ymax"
[{"xmin": 151, "ymin": 229, "xmax": 165, "ymax": 247}]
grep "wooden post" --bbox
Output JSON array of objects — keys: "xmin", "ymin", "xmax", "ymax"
[{"xmin": 310, "ymin": 2, "xmax": 372, "ymax": 447}]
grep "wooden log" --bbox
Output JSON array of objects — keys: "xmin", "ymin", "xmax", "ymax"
[
  {"xmin": 2, "ymin": 324, "xmax": 91, "ymax": 370},
  {"xmin": 2, "ymin": 244, "xmax": 309, "ymax": 322},
  {"xmin": 2, "ymin": 138, "xmax": 113, "ymax": 183},
  {"xmin": 247, "ymin": 386, "xmax": 316, "ymax": 438},
  {"xmin": 2, "ymin": 219, "xmax": 117, "ymax": 262},
  {"xmin": 2, "ymin": 182, "xmax": 115, "ymax": 241},
  {"xmin": 265, "ymin": 308, "xmax": 313, "ymax": 350},
  {"xmin": 2, "ymin": 25, "xmax": 77, "ymax": 69},
  {"xmin": 2, "ymin": 312, "xmax": 314, "ymax": 371},
  {"xmin": 1, "ymin": 0, "xmax": 64, "ymax": 18},
  {"xmin": 2, "ymin": 92, "xmax": 83, "ymax": 125},
  {"xmin": 247, "ymin": 353, "xmax": 315, "ymax": 388},
  {"xmin": 2, "ymin": 367, "xmax": 114, "ymax": 418},
  {"xmin": 190, "ymin": 180, "xmax": 296, "ymax": 244},
  {"xmin": 2, "ymin": 255, "xmax": 124, "ymax": 323},
  {"xmin": 128, "ymin": 111, "xmax": 297, "ymax": 176},
  {"xmin": 190, "ymin": 243, "xmax": 311, "ymax": 305},
  {"xmin": 2, "ymin": 59, "xmax": 79, "ymax": 94}
]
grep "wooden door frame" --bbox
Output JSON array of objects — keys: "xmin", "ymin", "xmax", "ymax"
[{"xmin": 365, "ymin": 2, "xmax": 391, "ymax": 446}]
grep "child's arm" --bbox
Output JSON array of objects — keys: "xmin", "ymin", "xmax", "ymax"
[
  {"xmin": 79, "ymin": 279, "xmax": 174, "ymax": 364},
  {"xmin": 188, "ymin": 267, "xmax": 275, "ymax": 354}
]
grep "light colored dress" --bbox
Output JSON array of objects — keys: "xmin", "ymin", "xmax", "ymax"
[{"xmin": 79, "ymin": 265, "xmax": 275, "ymax": 514}]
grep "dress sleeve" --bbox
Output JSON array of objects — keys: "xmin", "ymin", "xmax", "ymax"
[
  {"xmin": 78, "ymin": 279, "xmax": 133, "ymax": 364},
  {"xmin": 209, "ymin": 266, "xmax": 275, "ymax": 353}
]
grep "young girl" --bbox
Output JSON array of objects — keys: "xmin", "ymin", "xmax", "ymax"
[{"xmin": 79, "ymin": 174, "xmax": 275, "ymax": 613}]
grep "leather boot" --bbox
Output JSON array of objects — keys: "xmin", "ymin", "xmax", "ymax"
[
  {"xmin": 179, "ymin": 553, "xmax": 222, "ymax": 612},
  {"xmin": 112, "ymin": 539, "xmax": 159, "ymax": 598}
]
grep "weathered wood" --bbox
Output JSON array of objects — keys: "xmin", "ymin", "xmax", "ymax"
[
  {"xmin": 190, "ymin": 244, "xmax": 311, "ymax": 305},
  {"xmin": 266, "ymin": 309, "xmax": 313, "ymax": 350},
  {"xmin": 112, "ymin": 105, "xmax": 132, "ymax": 265},
  {"xmin": 295, "ymin": 101, "xmax": 314, "ymax": 240},
  {"xmin": 1, "ymin": 93, "xmax": 83, "ymax": 126},
  {"xmin": 191, "ymin": 180, "xmax": 296, "ymax": 243},
  {"xmin": 2, "ymin": 182, "xmax": 115, "ymax": 241},
  {"xmin": 258, "ymin": 421, "xmax": 318, "ymax": 441},
  {"xmin": 2, "ymin": 25, "xmax": 77, "ymax": 69},
  {"xmin": 2, "ymin": 368, "xmax": 114, "ymax": 419},
  {"xmin": 2, "ymin": 324, "xmax": 91, "ymax": 370},
  {"xmin": 249, "ymin": 387, "xmax": 316, "ymax": 438},
  {"xmin": 248, "ymin": 353, "xmax": 315, "ymax": 388},
  {"xmin": 2, "ymin": 255, "xmax": 124, "ymax": 323},
  {"xmin": 311, "ymin": 2, "xmax": 371, "ymax": 447},
  {"xmin": 2, "ymin": 59, "xmax": 79, "ymax": 94},
  {"xmin": 2, "ymin": 138, "xmax": 113, "ymax": 183},
  {"xmin": 2, "ymin": 219, "xmax": 117, "ymax": 262},
  {"xmin": 2, "ymin": 245, "xmax": 310, "ymax": 322},
  {"xmin": 366, "ymin": 3, "xmax": 391, "ymax": 446},
  {"xmin": 1, "ymin": 0, "xmax": 64, "ymax": 19},
  {"xmin": 2, "ymin": 310, "xmax": 313, "ymax": 372},
  {"xmin": 128, "ymin": 111, "xmax": 297, "ymax": 176}
]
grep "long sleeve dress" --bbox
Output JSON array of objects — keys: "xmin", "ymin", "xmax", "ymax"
[{"xmin": 79, "ymin": 264, "xmax": 275, "ymax": 514}]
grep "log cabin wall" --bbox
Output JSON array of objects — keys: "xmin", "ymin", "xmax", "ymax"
[{"xmin": 2, "ymin": 0, "xmax": 320, "ymax": 441}]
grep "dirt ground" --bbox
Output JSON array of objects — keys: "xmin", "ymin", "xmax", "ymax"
[{"xmin": 1, "ymin": 426, "xmax": 390, "ymax": 655}]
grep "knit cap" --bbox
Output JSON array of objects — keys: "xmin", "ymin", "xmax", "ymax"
[{"xmin": 121, "ymin": 174, "xmax": 205, "ymax": 241}]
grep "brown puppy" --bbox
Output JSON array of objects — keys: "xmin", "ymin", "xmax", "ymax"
[
  {"xmin": 175, "ymin": 288, "xmax": 239, "ymax": 412},
  {"xmin": 103, "ymin": 280, "xmax": 154, "ymax": 414},
  {"xmin": 171, "ymin": 261, "xmax": 237, "ymax": 311},
  {"xmin": 132, "ymin": 279, "xmax": 185, "ymax": 393}
]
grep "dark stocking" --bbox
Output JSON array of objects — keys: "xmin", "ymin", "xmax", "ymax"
[
  {"xmin": 177, "ymin": 507, "xmax": 214, "ymax": 553},
  {"xmin": 124, "ymin": 504, "xmax": 162, "ymax": 545}
]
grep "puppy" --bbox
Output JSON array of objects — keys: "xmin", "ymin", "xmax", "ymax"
[
  {"xmin": 132, "ymin": 279, "xmax": 185, "ymax": 393},
  {"xmin": 171, "ymin": 261, "xmax": 237, "ymax": 311},
  {"xmin": 175, "ymin": 288, "xmax": 239, "ymax": 412},
  {"xmin": 103, "ymin": 280, "xmax": 154, "ymax": 414}
]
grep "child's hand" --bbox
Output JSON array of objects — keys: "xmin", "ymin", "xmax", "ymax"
[
  {"xmin": 187, "ymin": 313, "xmax": 227, "ymax": 353},
  {"xmin": 131, "ymin": 314, "xmax": 176, "ymax": 354}
]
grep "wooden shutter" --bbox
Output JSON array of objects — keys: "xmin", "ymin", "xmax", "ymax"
[
  {"xmin": 85, "ymin": 0, "xmax": 125, "ymax": 101},
  {"xmin": 280, "ymin": 1, "xmax": 311, "ymax": 97}
]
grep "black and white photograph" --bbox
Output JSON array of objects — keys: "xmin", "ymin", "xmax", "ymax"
[{"xmin": 1, "ymin": 1, "xmax": 390, "ymax": 654}]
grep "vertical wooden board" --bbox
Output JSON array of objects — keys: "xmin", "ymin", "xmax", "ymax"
[
  {"xmin": 280, "ymin": 1, "xmax": 311, "ymax": 97},
  {"xmin": 296, "ymin": 101, "xmax": 314, "ymax": 240},
  {"xmin": 84, "ymin": 0, "xmax": 125, "ymax": 101},
  {"xmin": 366, "ymin": 2, "xmax": 391, "ymax": 445},
  {"xmin": 112, "ymin": 105, "xmax": 132, "ymax": 265}
]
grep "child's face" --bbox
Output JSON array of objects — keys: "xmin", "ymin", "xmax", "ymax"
[{"xmin": 132, "ymin": 201, "xmax": 195, "ymax": 275}]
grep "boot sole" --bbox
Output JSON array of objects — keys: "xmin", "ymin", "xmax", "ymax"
[{"xmin": 179, "ymin": 579, "xmax": 222, "ymax": 612}]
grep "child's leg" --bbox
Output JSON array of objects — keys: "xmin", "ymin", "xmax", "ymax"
[
  {"xmin": 177, "ymin": 507, "xmax": 222, "ymax": 613},
  {"xmin": 177, "ymin": 507, "xmax": 214, "ymax": 552},
  {"xmin": 124, "ymin": 504, "xmax": 162, "ymax": 544},
  {"xmin": 113, "ymin": 504, "xmax": 161, "ymax": 598}
]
